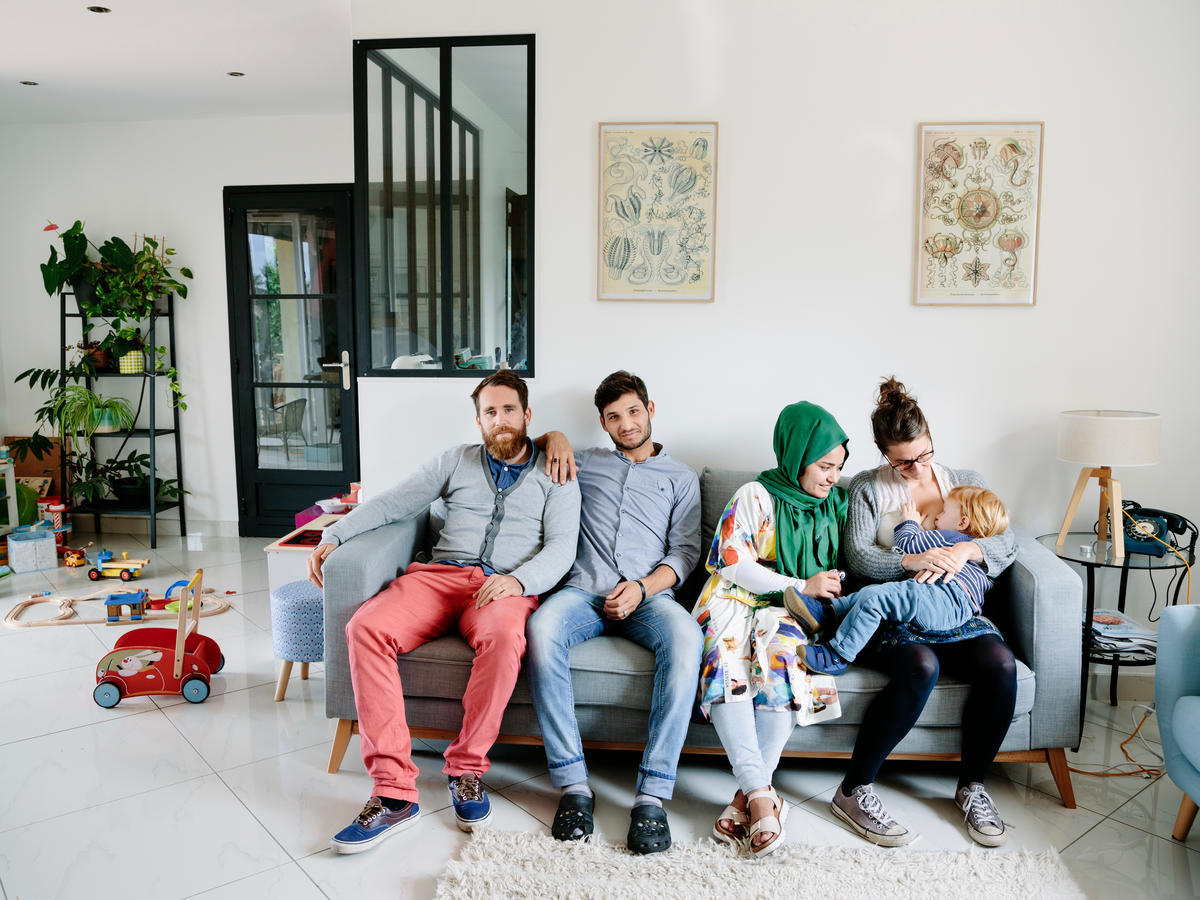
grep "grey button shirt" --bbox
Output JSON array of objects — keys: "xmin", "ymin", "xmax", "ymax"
[{"xmin": 565, "ymin": 444, "xmax": 701, "ymax": 599}]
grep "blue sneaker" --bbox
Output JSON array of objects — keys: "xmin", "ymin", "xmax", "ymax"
[
  {"xmin": 448, "ymin": 773, "xmax": 492, "ymax": 831},
  {"xmin": 783, "ymin": 587, "xmax": 837, "ymax": 639},
  {"xmin": 799, "ymin": 642, "xmax": 849, "ymax": 676},
  {"xmin": 330, "ymin": 797, "xmax": 421, "ymax": 854}
]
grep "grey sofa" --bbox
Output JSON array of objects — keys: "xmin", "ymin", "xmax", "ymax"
[{"xmin": 323, "ymin": 466, "xmax": 1083, "ymax": 807}]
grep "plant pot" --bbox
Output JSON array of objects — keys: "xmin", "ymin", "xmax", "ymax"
[
  {"xmin": 81, "ymin": 344, "xmax": 113, "ymax": 372},
  {"xmin": 110, "ymin": 478, "xmax": 153, "ymax": 509},
  {"xmin": 118, "ymin": 351, "xmax": 144, "ymax": 374},
  {"xmin": 70, "ymin": 278, "xmax": 98, "ymax": 317},
  {"xmin": 91, "ymin": 409, "xmax": 125, "ymax": 434}
]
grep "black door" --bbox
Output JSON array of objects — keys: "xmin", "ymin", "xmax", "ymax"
[{"xmin": 224, "ymin": 185, "xmax": 359, "ymax": 536}]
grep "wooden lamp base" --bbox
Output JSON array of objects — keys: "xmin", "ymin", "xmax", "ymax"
[{"xmin": 1056, "ymin": 465, "xmax": 1125, "ymax": 559}]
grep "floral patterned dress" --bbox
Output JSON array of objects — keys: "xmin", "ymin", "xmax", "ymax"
[{"xmin": 692, "ymin": 482, "xmax": 841, "ymax": 725}]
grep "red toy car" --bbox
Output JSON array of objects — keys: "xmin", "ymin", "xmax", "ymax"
[{"xmin": 92, "ymin": 570, "xmax": 224, "ymax": 708}]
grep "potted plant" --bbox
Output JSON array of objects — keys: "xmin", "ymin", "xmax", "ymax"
[
  {"xmin": 100, "ymin": 451, "xmax": 185, "ymax": 509},
  {"xmin": 42, "ymin": 222, "xmax": 193, "ymax": 406},
  {"xmin": 51, "ymin": 384, "xmax": 135, "ymax": 438}
]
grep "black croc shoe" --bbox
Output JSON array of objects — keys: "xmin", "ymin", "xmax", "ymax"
[
  {"xmin": 628, "ymin": 804, "xmax": 671, "ymax": 854},
  {"xmin": 551, "ymin": 792, "xmax": 594, "ymax": 842}
]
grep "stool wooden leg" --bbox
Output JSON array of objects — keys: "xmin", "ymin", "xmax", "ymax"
[
  {"xmin": 328, "ymin": 718, "xmax": 356, "ymax": 773},
  {"xmin": 300, "ymin": 662, "xmax": 310, "ymax": 680},
  {"xmin": 1173, "ymin": 794, "xmax": 1198, "ymax": 841},
  {"xmin": 274, "ymin": 660, "xmax": 293, "ymax": 702}
]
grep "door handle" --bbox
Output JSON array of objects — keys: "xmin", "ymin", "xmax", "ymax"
[{"xmin": 321, "ymin": 350, "xmax": 352, "ymax": 390}]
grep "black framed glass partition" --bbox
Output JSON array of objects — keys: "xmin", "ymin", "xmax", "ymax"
[{"xmin": 354, "ymin": 35, "xmax": 534, "ymax": 376}]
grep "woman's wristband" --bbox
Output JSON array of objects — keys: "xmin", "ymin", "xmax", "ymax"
[{"xmin": 635, "ymin": 579, "xmax": 646, "ymax": 601}]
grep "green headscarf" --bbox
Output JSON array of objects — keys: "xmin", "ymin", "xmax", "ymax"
[{"xmin": 756, "ymin": 401, "xmax": 849, "ymax": 579}]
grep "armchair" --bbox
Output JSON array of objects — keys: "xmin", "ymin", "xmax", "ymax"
[{"xmin": 1156, "ymin": 603, "xmax": 1200, "ymax": 840}]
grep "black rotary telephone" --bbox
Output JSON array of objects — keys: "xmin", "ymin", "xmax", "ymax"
[{"xmin": 1101, "ymin": 501, "xmax": 1198, "ymax": 558}]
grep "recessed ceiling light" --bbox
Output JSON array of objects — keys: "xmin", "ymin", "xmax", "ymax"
[
  {"xmin": 227, "ymin": 71, "xmax": 246, "ymax": 77},
  {"xmin": 19, "ymin": 81, "xmax": 38, "ymax": 86},
  {"xmin": 87, "ymin": 6, "xmax": 112, "ymax": 12}
]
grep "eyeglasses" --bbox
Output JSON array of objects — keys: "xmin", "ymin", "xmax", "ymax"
[{"xmin": 887, "ymin": 444, "xmax": 934, "ymax": 472}]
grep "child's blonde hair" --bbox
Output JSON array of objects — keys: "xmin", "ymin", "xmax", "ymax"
[{"xmin": 946, "ymin": 485, "xmax": 1008, "ymax": 538}]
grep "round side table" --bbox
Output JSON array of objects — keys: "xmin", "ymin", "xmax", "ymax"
[{"xmin": 1037, "ymin": 532, "xmax": 1193, "ymax": 747}]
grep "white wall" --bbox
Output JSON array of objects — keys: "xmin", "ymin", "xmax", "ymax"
[
  {"xmin": 351, "ymin": 0, "xmax": 1200, "ymax": 623},
  {"xmin": 1, "ymin": 0, "xmax": 1197, "ymax": 626},
  {"xmin": 0, "ymin": 114, "xmax": 353, "ymax": 522}
]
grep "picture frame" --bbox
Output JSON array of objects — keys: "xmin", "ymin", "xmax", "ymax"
[
  {"xmin": 914, "ymin": 122, "xmax": 1044, "ymax": 306},
  {"xmin": 598, "ymin": 122, "xmax": 717, "ymax": 302}
]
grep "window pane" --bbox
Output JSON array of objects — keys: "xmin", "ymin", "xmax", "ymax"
[
  {"xmin": 367, "ymin": 49, "xmax": 442, "ymax": 370},
  {"xmin": 254, "ymin": 386, "xmax": 342, "ymax": 471},
  {"xmin": 247, "ymin": 210, "xmax": 336, "ymax": 295},
  {"xmin": 452, "ymin": 43, "xmax": 526, "ymax": 370}
]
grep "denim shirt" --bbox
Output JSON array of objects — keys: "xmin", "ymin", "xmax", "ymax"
[{"xmin": 564, "ymin": 445, "xmax": 701, "ymax": 599}]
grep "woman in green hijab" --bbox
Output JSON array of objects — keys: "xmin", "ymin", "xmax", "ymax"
[{"xmin": 693, "ymin": 401, "xmax": 849, "ymax": 857}]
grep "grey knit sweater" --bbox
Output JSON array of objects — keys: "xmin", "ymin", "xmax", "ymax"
[
  {"xmin": 321, "ymin": 444, "xmax": 581, "ymax": 596},
  {"xmin": 843, "ymin": 464, "xmax": 1016, "ymax": 583}
]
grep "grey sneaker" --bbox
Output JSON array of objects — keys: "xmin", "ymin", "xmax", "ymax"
[
  {"xmin": 831, "ymin": 784, "xmax": 915, "ymax": 847},
  {"xmin": 956, "ymin": 782, "xmax": 1007, "ymax": 846}
]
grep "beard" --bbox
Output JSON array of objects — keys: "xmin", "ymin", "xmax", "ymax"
[
  {"xmin": 613, "ymin": 421, "xmax": 652, "ymax": 454},
  {"xmin": 483, "ymin": 421, "xmax": 528, "ymax": 461}
]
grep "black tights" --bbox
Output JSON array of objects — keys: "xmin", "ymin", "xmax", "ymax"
[{"xmin": 841, "ymin": 634, "xmax": 1017, "ymax": 795}]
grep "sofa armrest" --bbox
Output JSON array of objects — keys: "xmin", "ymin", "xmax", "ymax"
[
  {"xmin": 323, "ymin": 513, "xmax": 428, "ymax": 719},
  {"xmin": 993, "ymin": 527, "xmax": 1083, "ymax": 749}
]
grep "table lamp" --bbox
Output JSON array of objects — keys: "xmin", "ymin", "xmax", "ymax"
[{"xmin": 1056, "ymin": 410, "xmax": 1161, "ymax": 559}]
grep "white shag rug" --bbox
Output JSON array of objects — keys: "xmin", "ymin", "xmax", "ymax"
[{"xmin": 435, "ymin": 828, "xmax": 1086, "ymax": 900}]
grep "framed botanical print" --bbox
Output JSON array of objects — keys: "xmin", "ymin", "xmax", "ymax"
[
  {"xmin": 914, "ymin": 122, "xmax": 1044, "ymax": 306},
  {"xmin": 598, "ymin": 122, "xmax": 717, "ymax": 301}
]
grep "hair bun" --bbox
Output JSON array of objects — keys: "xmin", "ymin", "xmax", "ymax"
[{"xmin": 876, "ymin": 376, "xmax": 913, "ymax": 410}]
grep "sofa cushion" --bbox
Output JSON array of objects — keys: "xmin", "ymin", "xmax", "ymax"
[{"xmin": 397, "ymin": 633, "xmax": 1035, "ymax": 728}]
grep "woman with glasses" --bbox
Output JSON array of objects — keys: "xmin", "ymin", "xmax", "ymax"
[{"xmin": 833, "ymin": 377, "xmax": 1017, "ymax": 849}]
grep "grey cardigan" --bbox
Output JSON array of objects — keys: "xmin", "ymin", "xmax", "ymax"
[
  {"xmin": 322, "ymin": 443, "xmax": 581, "ymax": 596},
  {"xmin": 843, "ymin": 464, "xmax": 1017, "ymax": 583}
]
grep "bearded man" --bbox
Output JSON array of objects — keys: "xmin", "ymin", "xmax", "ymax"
[{"xmin": 308, "ymin": 370, "xmax": 580, "ymax": 854}]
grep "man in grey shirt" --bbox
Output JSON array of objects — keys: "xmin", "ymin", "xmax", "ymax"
[
  {"xmin": 307, "ymin": 371, "xmax": 580, "ymax": 855},
  {"xmin": 525, "ymin": 371, "xmax": 702, "ymax": 854}
]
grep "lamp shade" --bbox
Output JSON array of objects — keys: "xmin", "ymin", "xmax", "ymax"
[{"xmin": 1057, "ymin": 410, "xmax": 1161, "ymax": 467}]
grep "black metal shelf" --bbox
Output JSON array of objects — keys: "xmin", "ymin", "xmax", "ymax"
[
  {"xmin": 59, "ymin": 292, "xmax": 186, "ymax": 548},
  {"xmin": 86, "ymin": 429, "xmax": 177, "ymax": 438},
  {"xmin": 72, "ymin": 499, "xmax": 182, "ymax": 518}
]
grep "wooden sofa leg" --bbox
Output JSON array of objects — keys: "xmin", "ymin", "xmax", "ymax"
[
  {"xmin": 273, "ymin": 660, "xmax": 293, "ymax": 702},
  {"xmin": 1173, "ymin": 794, "xmax": 1198, "ymax": 841},
  {"xmin": 328, "ymin": 718, "xmax": 356, "ymax": 774},
  {"xmin": 1046, "ymin": 747, "xmax": 1076, "ymax": 809}
]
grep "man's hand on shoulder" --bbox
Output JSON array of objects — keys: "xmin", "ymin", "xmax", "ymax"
[
  {"xmin": 474, "ymin": 573, "xmax": 525, "ymax": 608},
  {"xmin": 540, "ymin": 431, "xmax": 578, "ymax": 485},
  {"xmin": 307, "ymin": 543, "xmax": 337, "ymax": 588}
]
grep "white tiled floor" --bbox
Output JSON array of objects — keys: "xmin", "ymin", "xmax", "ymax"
[{"xmin": 1, "ymin": 532, "xmax": 1197, "ymax": 899}]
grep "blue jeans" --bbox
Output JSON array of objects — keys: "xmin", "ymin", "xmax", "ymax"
[
  {"xmin": 829, "ymin": 579, "xmax": 975, "ymax": 662},
  {"xmin": 525, "ymin": 586, "xmax": 704, "ymax": 798}
]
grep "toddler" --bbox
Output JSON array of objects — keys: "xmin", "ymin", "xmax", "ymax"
[{"xmin": 784, "ymin": 485, "xmax": 1008, "ymax": 675}]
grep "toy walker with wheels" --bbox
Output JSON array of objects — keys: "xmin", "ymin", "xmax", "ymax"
[{"xmin": 93, "ymin": 569, "xmax": 224, "ymax": 708}]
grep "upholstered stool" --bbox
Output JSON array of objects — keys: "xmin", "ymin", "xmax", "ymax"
[{"xmin": 270, "ymin": 579, "xmax": 324, "ymax": 701}]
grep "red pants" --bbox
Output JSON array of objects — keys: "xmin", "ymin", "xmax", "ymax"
[{"xmin": 346, "ymin": 561, "xmax": 538, "ymax": 801}]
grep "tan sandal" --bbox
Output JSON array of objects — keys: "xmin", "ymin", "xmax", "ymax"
[
  {"xmin": 746, "ymin": 786, "xmax": 787, "ymax": 858},
  {"xmin": 712, "ymin": 796, "xmax": 749, "ymax": 845}
]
